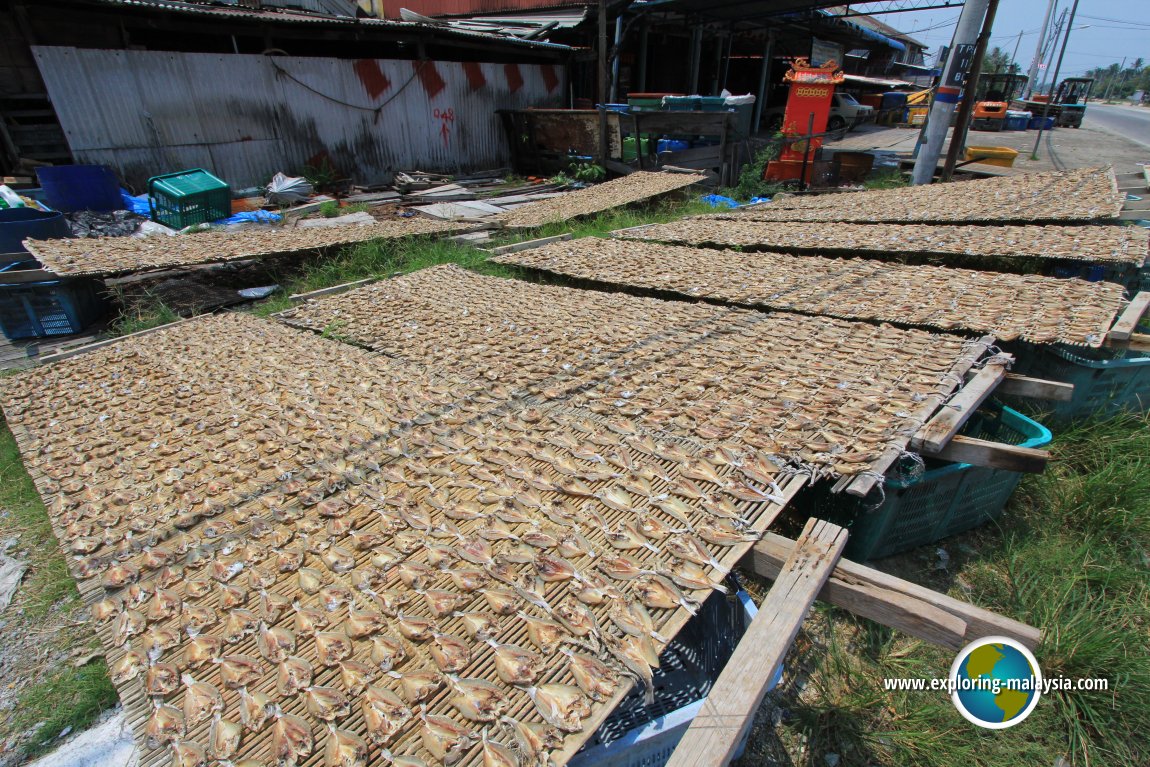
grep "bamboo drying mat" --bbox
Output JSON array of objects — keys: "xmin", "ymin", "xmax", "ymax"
[
  {"xmin": 277, "ymin": 264, "xmax": 983, "ymax": 481},
  {"xmin": 716, "ymin": 166, "xmax": 1122, "ymax": 224},
  {"xmin": 0, "ymin": 312, "xmax": 807, "ymax": 767},
  {"xmin": 494, "ymin": 172, "xmax": 704, "ymax": 229},
  {"xmin": 24, "ymin": 218, "xmax": 471, "ymax": 277},
  {"xmin": 616, "ymin": 220, "xmax": 1149, "ymax": 266},
  {"xmin": 492, "ymin": 238, "xmax": 1125, "ymax": 347}
]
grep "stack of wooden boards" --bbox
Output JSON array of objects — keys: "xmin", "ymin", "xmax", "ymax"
[{"xmin": 1, "ymin": 262, "xmax": 996, "ymax": 767}]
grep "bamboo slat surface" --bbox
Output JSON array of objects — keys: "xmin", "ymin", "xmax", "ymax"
[
  {"xmin": 714, "ymin": 166, "xmax": 1123, "ymax": 224},
  {"xmin": 494, "ymin": 172, "xmax": 704, "ymax": 229},
  {"xmin": 616, "ymin": 219, "xmax": 1148, "ymax": 266},
  {"xmin": 25, "ymin": 219, "xmax": 470, "ymax": 277},
  {"xmin": 493, "ymin": 238, "xmax": 1125, "ymax": 347}
]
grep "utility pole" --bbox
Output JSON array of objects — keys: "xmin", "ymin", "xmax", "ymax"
[
  {"xmin": 1026, "ymin": 0, "xmax": 1057, "ymax": 97},
  {"xmin": 597, "ymin": 0, "xmax": 609, "ymax": 164},
  {"xmin": 1009, "ymin": 29, "xmax": 1023, "ymax": 73},
  {"xmin": 1037, "ymin": 10, "xmax": 1066, "ymax": 94},
  {"xmin": 942, "ymin": 0, "xmax": 1001, "ymax": 181},
  {"xmin": 1032, "ymin": 0, "xmax": 1080, "ymax": 158},
  {"xmin": 911, "ymin": 0, "xmax": 992, "ymax": 185},
  {"xmin": 1102, "ymin": 57, "xmax": 1126, "ymax": 101}
]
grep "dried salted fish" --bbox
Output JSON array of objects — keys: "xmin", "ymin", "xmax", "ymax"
[
  {"xmin": 455, "ymin": 610, "xmax": 501, "ymax": 641},
  {"xmin": 519, "ymin": 611, "xmax": 575, "ymax": 654},
  {"xmin": 420, "ymin": 588, "xmax": 468, "ymax": 618},
  {"xmin": 209, "ymin": 715, "xmax": 243, "ymax": 760},
  {"xmin": 369, "ymin": 634, "xmax": 408, "ymax": 671},
  {"xmin": 499, "ymin": 716, "xmax": 562, "ymax": 766},
  {"xmin": 294, "ymin": 604, "xmax": 330, "ymax": 635},
  {"xmin": 487, "ymin": 639, "xmax": 543, "ymax": 685},
  {"xmin": 305, "ymin": 685, "xmax": 351, "ymax": 721},
  {"xmin": 481, "ymin": 588, "xmax": 523, "ymax": 616},
  {"xmin": 145, "ymin": 703, "xmax": 184, "ymax": 746},
  {"xmin": 668, "ymin": 561, "xmax": 728, "ymax": 594},
  {"xmin": 635, "ymin": 573, "xmax": 699, "ymax": 614},
  {"xmin": 222, "ymin": 608, "xmax": 259, "ymax": 643},
  {"xmin": 481, "ymin": 729, "xmax": 521, "ymax": 767},
  {"xmin": 420, "ymin": 712, "xmax": 478, "ymax": 765},
  {"xmin": 697, "ymin": 519, "xmax": 761, "ymax": 546},
  {"xmin": 665, "ymin": 534, "xmax": 728, "ymax": 574},
  {"xmin": 561, "ymin": 648, "xmax": 619, "ymax": 701},
  {"xmin": 110, "ymin": 650, "xmax": 147, "ymax": 684},
  {"xmin": 185, "ymin": 636, "xmax": 223, "ymax": 667},
  {"xmin": 277, "ymin": 655, "xmax": 314, "ymax": 696},
  {"xmin": 324, "ymin": 726, "xmax": 369, "ymax": 767},
  {"xmin": 446, "ymin": 675, "xmax": 510, "ymax": 721},
  {"xmin": 239, "ymin": 687, "xmax": 272, "ymax": 731},
  {"xmin": 597, "ymin": 555, "xmax": 654, "ymax": 581},
  {"xmin": 430, "ymin": 632, "xmax": 473, "ymax": 673},
  {"xmin": 215, "ymin": 654, "xmax": 264, "ymax": 689},
  {"xmin": 144, "ymin": 662, "xmax": 181, "ymax": 696},
  {"xmin": 112, "ymin": 608, "xmax": 145, "ymax": 646},
  {"xmin": 605, "ymin": 521, "xmax": 660, "ymax": 554},
  {"xmin": 361, "ymin": 684, "xmax": 412, "ymax": 745},
  {"xmin": 394, "ymin": 611, "xmax": 437, "ymax": 642},
  {"xmin": 338, "ymin": 659, "xmax": 377, "ymax": 694},
  {"xmin": 606, "ymin": 634, "xmax": 657, "ymax": 705},
  {"xmin": 524, "ymin": 683, "xmax": 591, "ymax": 732},
  {"xmin": 315, "ymin": 631, "xmax": 354, "ymax": 665},
  {"xmin": 345, "ymin": 606, "xmax": 387, "ymax": 638},
  {"xmin": 388, "ymin": 668, "xmax": 444, "ymax": 703},
  {"xmin": 448, "ymin": 567, "xmax": 489, "ymax": 592},
  {"xmin": 271, "ymin": 713, "xmax": 314, "ymax": 767},
  {"xmin": 170, "ymin": 740, "xmax": 207, "ymax": 767}
]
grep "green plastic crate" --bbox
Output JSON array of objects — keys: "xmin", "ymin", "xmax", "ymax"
[
  {"xmin": 807, "ymin": 404, "xmax": 1051, "ymax": 561},
  {"xmin": 148, "ymin": 168, "xmax": 231, "ymax": 229}
]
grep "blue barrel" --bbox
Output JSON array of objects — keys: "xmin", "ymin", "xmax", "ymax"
[
  {"xmin": 0, "ymin": 208, "xmax": 71, "ymax": 263},
  {"xmin": 1029, "ymin": 115, "xmax": 1055, "ymax": 130},
  {"xmin": 35, "ymin": 165, "xmax": 122, "ymax": 213}
]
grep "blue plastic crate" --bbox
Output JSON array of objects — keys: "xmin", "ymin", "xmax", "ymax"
[
  {"xmin": 0, "ymin": 277, "xmax": 107, "ymax": 340},
  {"xmin": 570, "ymin": 590, "xmax": 781, "ymax": 767},
  {"xmin": 806, "ymin": 404, "xmax": 1051, "ymax": 561}
]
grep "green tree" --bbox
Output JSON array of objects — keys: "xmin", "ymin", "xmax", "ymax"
[{"xmin": 982, "ymin": 46, "xmax": 1020, "ymax": 75}]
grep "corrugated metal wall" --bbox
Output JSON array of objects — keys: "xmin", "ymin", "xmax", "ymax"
[{"xmin": 32, "ymin": 47, "xmax": 565, "ymax": 189}]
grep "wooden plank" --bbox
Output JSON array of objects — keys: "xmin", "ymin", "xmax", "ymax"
[
  {"xmin": 666, "ymin": 519, "xmax": 847, "ymax": 767},
  {"xmin": 1107, "ymin": 291, "xmax": 1150, "ymax": 342},
  {"xmin": 38, "ymin": 317, "xmax": 197, "ymax": 364},
  {"xmin": 846, "ymin": 335, "xmax": 996, "ymax": 497},
  {"xmin": 910, "ymin": 355, "xmax": 1012, "ymax": 453},
  {"xmin": 997, "ymin": 373, "xmax": 1074, "ymax": 402},
  {"xmin": 289, "ymin": 277, "xmax": 377, "ymax": 303},
  {"xmin": 485, "ymin": 232, "xmax": 574, "ymax": 256},
  {"xmin": 923, "ymin": 435, "xmax": 1049, "ymax": 473},
  {"xmin": 744, "ymin": 532, "xmax": 1042, "ymax": 651}
]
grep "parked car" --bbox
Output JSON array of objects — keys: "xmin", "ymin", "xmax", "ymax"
[{"xmin": 762, "ymin": 92, "xmax": 876, "ymax": 133}]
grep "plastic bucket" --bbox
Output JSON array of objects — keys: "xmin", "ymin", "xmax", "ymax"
[
  {"xmin": 35, "ymin": 165, "xmax": 122, "ymax": 213},
  {"xmin": 0, "ymin": 208, "xmax": 71, "ymax": 258}
]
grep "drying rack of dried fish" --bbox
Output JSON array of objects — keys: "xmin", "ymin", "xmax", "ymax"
[
  {"xmin": 713, "ymin": 166, "xmax": 1122, "ymax": 224},
  {"xmin": 0, "ymin": 271, "xmax": 1050, "ymax": 767},
  {"xmin": 613, "ymin": 220, "xmax": 1149, "ymax": 269},
  {"xmin": 23, "ymin": 219, "xmax": 471, "ymax": 278},
  {"xmin": 492, "ymin": 172, "xmax": 704, "ymax": 230},
  {"xmin": 491, "ymin": 238, "xmax": 1126, "ymax": 347}
]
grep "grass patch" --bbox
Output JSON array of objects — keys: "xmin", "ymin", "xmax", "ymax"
[
  {"xmin": 108, "ymin": 289, "xmax": 181, "ymax": 337},
  {"xmin": 6, "ymin": 660, "xmax": 119, "ymax": 759},
  {"xmin": 755, "ymin": 412, "xmax": 1150, "ymax": 767},
  {"xmin": 865, "ymin": 170, "xmax": 911, "ymax": 189},
  {"xmin": 319, "ymin": 201, "xmax": 369, "ymax": 218},
  {"xmin": 0, "ymin": 418, "xmax": 79, "ymax": 619}
]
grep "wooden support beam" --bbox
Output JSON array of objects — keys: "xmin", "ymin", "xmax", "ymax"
[
  {"xmin": 667, "ymin": 519, "xmax": 847, "ymax": 767},
  {"xmin": 289, "ymin": 278, "xmax": 377, "ymax": 303},
  {"xmin": 911, "ymin": 356, "xmax": 1012, "ymax": 454},
  {"xmin": 744, "ymin": 532, "xmax": 1042, "ymax": 651},
  {"xmin": 1107, "ymin": 292, "xmax": 1150, "ymax": 343},
  {"xmin": 484, "ymin": 232, "xmax": 573, "ymax": 256},
  {"xmin": 923, "ymin": 435, "xmax": 1049, "ymax": 473},
  {"xmin": 845, "ymin": 335, "xmax": 996, "ymax": 498},
  {"xmin": 38, "ymin": 316, "xmax": 198, "ymax": 364},
  {"xmin": 997, "ymin": 372, "xmax": 1074, "ymax": 402}
]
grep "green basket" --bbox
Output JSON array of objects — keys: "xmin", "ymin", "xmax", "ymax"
[
  {"xmin": 1009, "ymin": 343, "xmax": 1150, "ymax": 421},
  {"xmin": 805, "ymin": 404, "xmax": 1051, "ymax": 561},
  {"xmin": 148, "ymin": 168, "xmax": 231, "ymax": 229}
]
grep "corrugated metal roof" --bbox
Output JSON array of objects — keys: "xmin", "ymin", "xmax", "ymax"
[
  {"xmin": 399, "ymin": 7, "xmax": 588, "ymax": 37},
  {"xmin": 85, "ymin": 0, "xmax": 572, "ymax": 48},
  {"xmin": 383, "ymin": 0, "xmax": 588, "ymax": 21}
]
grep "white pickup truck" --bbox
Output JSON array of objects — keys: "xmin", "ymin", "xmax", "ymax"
[{"xmin": 762, "ymin": 93, "xmax": 875, "ymax": 133}]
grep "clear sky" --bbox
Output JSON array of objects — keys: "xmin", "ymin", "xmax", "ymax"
[{"xmin": 876, "ymin": 0, "xmax": 1150, "ymax": 80}]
